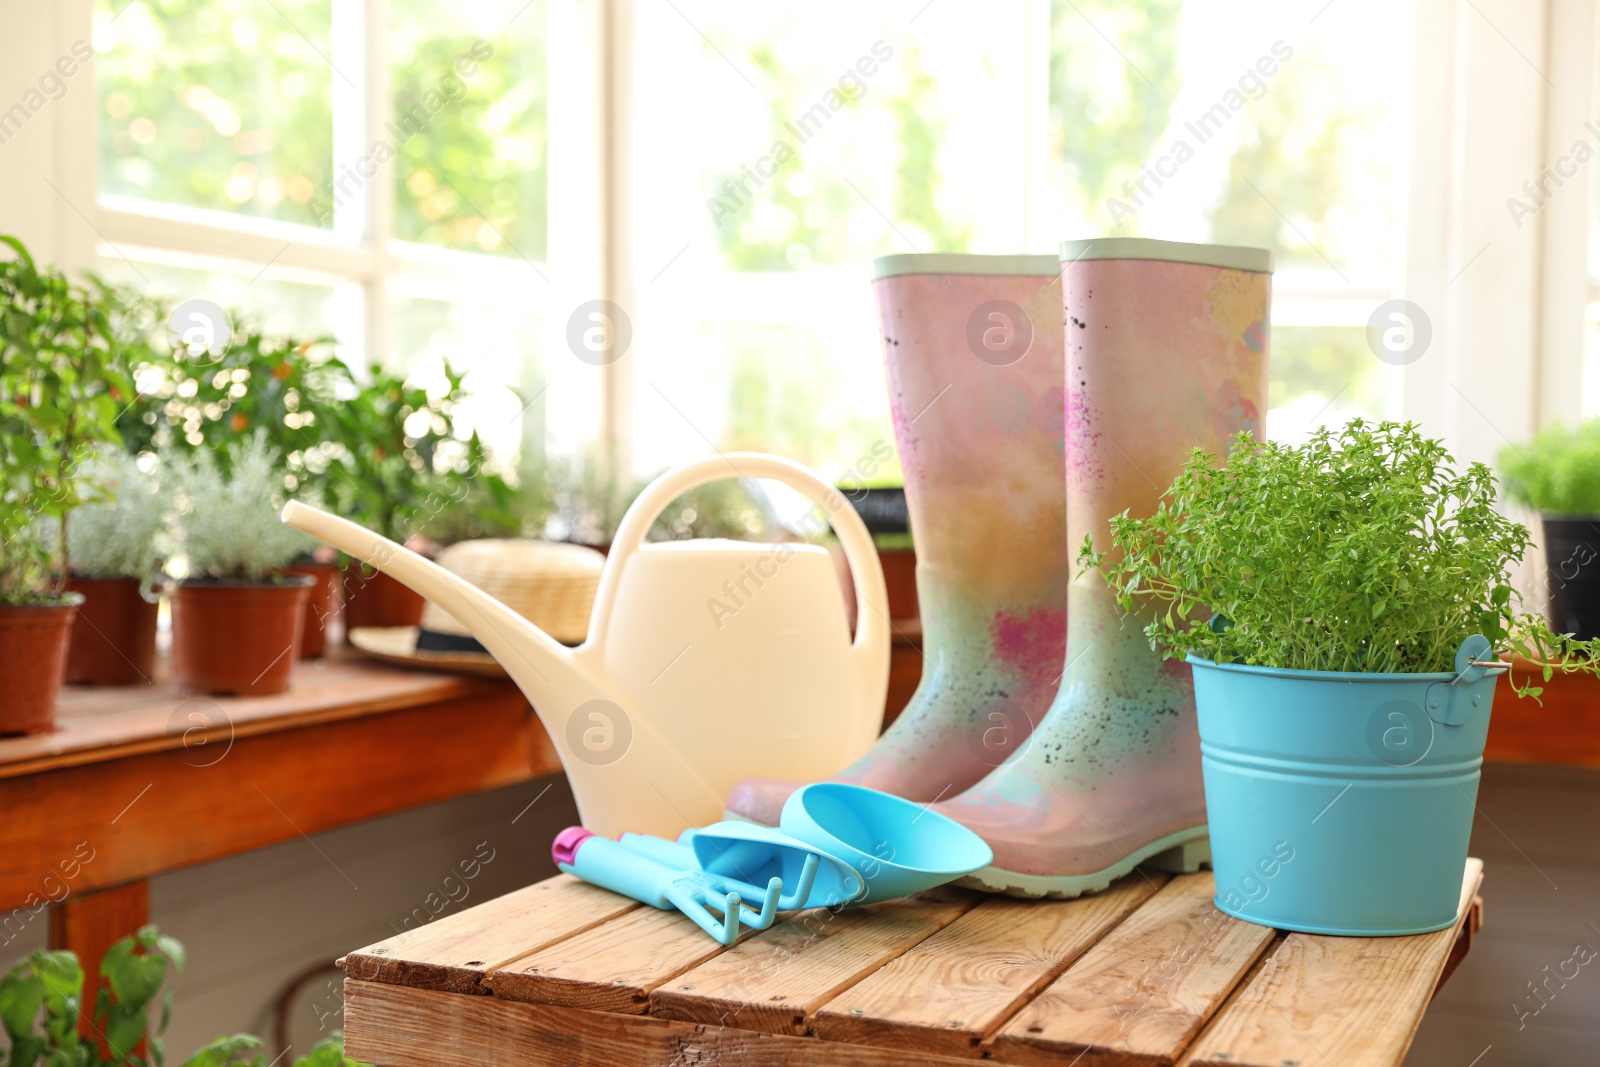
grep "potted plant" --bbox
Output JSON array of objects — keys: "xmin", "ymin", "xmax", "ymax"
[
  {"xmin": 319, "ymin": 362, "xmax": 508, "ymax": 628},
  {"xmin": 0, "ymin": 923, "xmax": 368, "ymax": 1066},
  {"xmin": 837, "ymin": 478, "xmax": 916, "ymax": 620},
  {"xmin": 1085, "ymin": 420, "xmax": 1600, "ymax": 936},
  {"xmin": 0, "ymin": 236, "xmax": 131, "ymax": 733},
  {"xmin": 167, "ymin": 434, "xmax": 317, "ymax": 696},
  {"xmin": 1498, "ymin": 418, "xmax": 1600, "ymax": 641},
  {"xmin": 64, "ymin": 450, "xmax": 167, "ymax": 685}
]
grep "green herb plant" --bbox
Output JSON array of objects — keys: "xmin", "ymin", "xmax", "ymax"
[
  {"xmin": 67, "ymin": 450, "xmax": 170, "ymax": 584},
  {"xmin": 168, "ymin": 433, "xmax": 315, "ymax": 582},
  {"xmin": 1082, "ymin": 420, "xmax": 1600, "ymax": 700},
  {"xmin": 0, "ymin": 236, "xmax": 132, "ymax": 604},
  {"xmin": 0, "ymin": 925, "xmax": 366, "ymax": 1067},
  {"xmin": 1497, "ymin": 418, "xmax": 1600, "ymax": 515}
]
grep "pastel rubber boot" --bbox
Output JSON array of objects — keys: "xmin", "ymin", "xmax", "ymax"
[
  {"xmin": 934, "ymin": 238, "xmax": 1273, "ymax": 898},
  {"xmin": 725, "ymin": 254, "xmax": 1069, "ymax": 826}
]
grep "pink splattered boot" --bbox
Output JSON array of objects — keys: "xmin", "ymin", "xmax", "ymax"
[
  {"xmin": 935, "ymin": 238, "xmax": 1273, "ymax": 897},
  {"xmin": 725, "ymin": 253, "xmax": 1070, "ymax": 825}
]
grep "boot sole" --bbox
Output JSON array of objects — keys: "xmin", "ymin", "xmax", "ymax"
[{"xmin": 956, "ymin": 825, "xmax": 1211, "ymax": 899}]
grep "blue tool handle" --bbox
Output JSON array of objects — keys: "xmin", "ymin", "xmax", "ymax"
[
  {"xmin": 558, "ymin": 835, "xmax": 675, "ymax": 909},
  {"xmin": 619, "ymin": 832, "xmax": 698, "ymax": 870}
]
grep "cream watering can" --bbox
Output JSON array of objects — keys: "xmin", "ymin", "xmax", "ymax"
[{"xmin": 282, "ymin": 453, "xmax": 889, "ymax": 837}]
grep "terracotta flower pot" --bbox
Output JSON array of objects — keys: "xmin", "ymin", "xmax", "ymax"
[
  {"xmin": 283, "ymin": 561, "xmax": 340, "ymax": 659},
  {"xmin": 64, "ymin": 576, "xmax": 159, "ymax": 686},
  {"xmin": 877, "ymin": 547, "xmax": 920, "ymax": 621},
  {"xmin": 169, "ymin": 577, "xmax": 314, "ymax": 697},
  {"xmin": 0, "ymin": 596, "xmax": 83, "ymax": 735},
  {"xmin": 342, "ymin": 561, "xmax": 425, "ymax": 629}
]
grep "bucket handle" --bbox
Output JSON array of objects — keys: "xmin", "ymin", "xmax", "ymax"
[{"xmin": 1426, "ymin": 635, "xmax": 1507, "ymax": 726}]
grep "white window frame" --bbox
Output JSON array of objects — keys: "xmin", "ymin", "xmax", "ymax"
[{"xmin": 3, "ymin": 0, "xmax": 1593, "ymax": 475}]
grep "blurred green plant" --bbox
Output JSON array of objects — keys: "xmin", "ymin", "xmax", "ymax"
[
  {"xmin": 1083, "ymin": 420, "xmax": 1600, "ymax": 700},
  {"xmin": 67, "ymin": 449, "xmax": 170, "ymax": 583},
  {"xmin": 0, "ymin": 236, "xmax": 133, "ymax": 605},
  {"xmin": 168, "ymin": 433, "xmax": 316, "ymax": 582},
  {"xmin": 104, "ymin": 285, "xmax": 513, "ymax": 546},
  {"xmin": 0, "ymin": 924, "xmax": 367, "ymax": 1066},
  {"xmin": 1497, "ymin": 420, "xmax": 1600, "ymax": 515}
]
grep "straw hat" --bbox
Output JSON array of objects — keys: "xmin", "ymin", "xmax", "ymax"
[{"xmin": 348, "ymin": 539, "xmax": 604, "ymax": 676}]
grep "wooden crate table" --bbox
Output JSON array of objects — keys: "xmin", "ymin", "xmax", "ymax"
[{"xmin": 340, "ymin": 857, "xmax": 1483, "ymax": 1066}]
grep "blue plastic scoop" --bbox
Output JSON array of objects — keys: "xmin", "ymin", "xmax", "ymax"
[{"xmin": 779, "ymin": 783, "xmax": 993, "ymax": 904}]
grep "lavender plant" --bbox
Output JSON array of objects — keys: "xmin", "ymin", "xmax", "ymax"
[
  {"xmin": 67, "ymin": 450, "xmax": 169, "ymax": 582},
  {"xmin": 168, "ymin": 434, "xmax": 314, "ymax": 582}
]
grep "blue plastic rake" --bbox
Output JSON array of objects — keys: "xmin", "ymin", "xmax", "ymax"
[{"xmin": 553, "ymin": 827, "xmax": 792, "ymax": 945}]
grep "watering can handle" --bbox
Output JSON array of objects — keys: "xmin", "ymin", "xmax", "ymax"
[{"xmin": 588, "ymin": 452, "xmax": 891, "ymax": 689}]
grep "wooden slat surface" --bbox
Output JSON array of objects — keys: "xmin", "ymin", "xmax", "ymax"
[
  {"xmin": 988, "ymin": 873, "xmax": 1278, "ymax": 1066},
  {"xmin": 649, "ymin": 888, "xmax": 981, "ymax": 1035},
  {"xmin": 341, "ymin": 875, "xmax": 640, "ymax": 994},
  {"xmin": 344, "ymin": 861, "xmax": 1485, "ymax": 1067},
  {"xmin": 344, "ymin": 978, "xmax": 982, "ymax": 1067},
  {"xmin": 1179, "ymin": 858, "xmax": 1486, "ymax": 1067},
  {"xmin": 812, "ymin": 874, "xmax": 1166, "ymax": 1058},
  {"xmin": 487, "ymin": 902, "xmax": 753, "ymax": 1013},
  {"xmin": 0, "ymin": 655, "xmax": 508, "ymax": 778}
]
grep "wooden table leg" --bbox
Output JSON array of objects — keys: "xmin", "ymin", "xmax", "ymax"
[
  {"xmin": 1432, "ymin": 894, "xmax": 1484, "ymax": 999},
  {"xmin": 50, "ymin": 881, "xmax": 150, "ymax": 1043}
]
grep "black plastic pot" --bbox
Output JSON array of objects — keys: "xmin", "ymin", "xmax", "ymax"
[
  {"xmin": 1542, "ymin": 516, "xmax": 1600, "ymax": 641},
  {"xmin": 837, "ymin": 484, "xmax": 908, "ymax": 536}
]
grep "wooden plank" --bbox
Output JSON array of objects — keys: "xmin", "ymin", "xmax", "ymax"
[
  {"xmin": 49, "ymin": 881, "xmax": 150, "ymax": 1048},
  {"xmin": 988, "ymin": 873, "xmax": 1276, "ymax": 1067},
  {"xmin": 813, "ymin": 873, "xmax": 1167, "ymax": 1058},
  {"xmin": 344, "ymin": 977, "xmax": 984, "ymax": 1067},
  {"xmin": 649, "ymin": 888, "xmax": 982, "ymax": 1035},
  {"xmin": 487, "ymin": 901, "xmax": 746, "ymax": 1013},
  {"xmin": 0, "ymin": 656, "xmax": 513, "ymax": 779},
  {"xmin": 0, "ymin": 689, "xmax": 553, "ymax": 912},
  {"xmin": 341, "ymin": 875, "xmax": 640, "ymax": 995},
  {"xmin": 1485, "ymin": 660, "xmax": 1600, "ymax": 769},
  {"xmin": 1179, "ymin": 859, "xmax": 1485, "ymax": 1067}
]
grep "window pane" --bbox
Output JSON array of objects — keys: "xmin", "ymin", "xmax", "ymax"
[
  {"xmin": 1265, "ymin": 326, "xmax": 1385, "ymax": 443},
  {"xmin": 1046, "ymin": 0, "xmax": 1411, "ymax": 439},
  {"xmin": 388, "ymin": 294, "xmax": 546, "ymax": 461},
  {"xmin": 1046, "ymin": 0, "xmax": 1409, "ymax": 278},
  {"xmin": 94, "ymin": 0, "xmax": 334, "ymax": 228},
  {"xmin": 682, "ymin": 1, "xmax": 1032, "ymax": 270},
  {"xmin": 389, "ymin": 1, "xmax": 548, "ymax": 260}
]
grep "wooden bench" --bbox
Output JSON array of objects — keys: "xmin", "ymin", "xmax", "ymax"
[{"xmin": 339, "ymin": 857, "xmax": 1483, "ymax": 1066}]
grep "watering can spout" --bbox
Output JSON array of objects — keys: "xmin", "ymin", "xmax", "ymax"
[
  {"xmin": 279, "ymin": 501, "xmax": 574, "ymax": 688},
  {"xmin": 278, "ymin": 501, "xmax": 728, "ymax": 836}
]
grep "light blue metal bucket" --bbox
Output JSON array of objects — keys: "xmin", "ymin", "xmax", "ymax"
[{"xmin": 1189, "ymin": 636, "xmax": 1504, "ymax": 936}]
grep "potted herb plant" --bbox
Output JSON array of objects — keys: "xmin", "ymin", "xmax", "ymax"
[
  {"xmin": 0, "ymin": 236, "xmax": 131, "ymax": 733},
  {"xmin": 167, "ymin": 434, "xmax": 317, "ymax": 696},
  {"xmin": 1085, "ymin": 420, "xmax": 1600, "ymax": 936},
  {"xmin": 1498, "ymin": 418, "xmax": 1600, "ymax": 641},
  {"xmin": 64, "ymin": 450, "xmax": 167, "ymax": 685}
]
